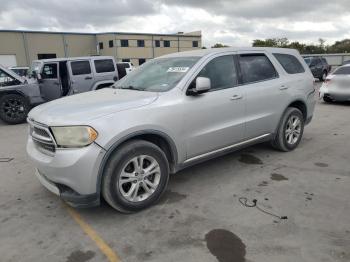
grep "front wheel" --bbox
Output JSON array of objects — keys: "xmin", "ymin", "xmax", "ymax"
[
  {"xmin": 0, "ymin": 94, "xmax": 30, "ymax": 124},
  {"xmin": 271, "ymin": 107, "xmax": 304, "ymax": 152},
  {"xmin": 102, "ymin": 140, "xmax": 170, "ymax": 213}
]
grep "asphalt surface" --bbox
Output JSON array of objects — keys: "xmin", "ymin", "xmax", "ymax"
[{"xmin": 0, "ymin": 82, "xmax": 349, "ymax": 262}]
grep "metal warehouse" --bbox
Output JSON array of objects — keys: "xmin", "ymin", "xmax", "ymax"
[{"xmin": 0, "ymin": 30, "xmax": 202, "ymax": 67}]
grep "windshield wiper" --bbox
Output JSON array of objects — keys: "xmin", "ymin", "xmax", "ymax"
[{"xmin": 117, "ymin": 85, "xmax": 145, "ymax": 91}]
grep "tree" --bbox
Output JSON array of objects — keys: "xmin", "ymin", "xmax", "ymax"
[{"xmin": 211, "ymin": 43, "xmax": 229, "ymax": 48}]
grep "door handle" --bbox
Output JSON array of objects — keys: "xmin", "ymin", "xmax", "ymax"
[
  {"xmin": 85, "ymin": 76, "xmax": 92, "ymax": 80},
  {"xmin": 230, "ymin": 94, "xmax": 243, "ymax": 100},
  {"xmin": 279, "ymin": 85, "xmax": 289, "ymax": 90}
]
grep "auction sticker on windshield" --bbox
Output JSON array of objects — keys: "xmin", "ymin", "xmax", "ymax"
[{"xmin": 167, "ymin": 67, "xmax": 189, "ymax": 73}]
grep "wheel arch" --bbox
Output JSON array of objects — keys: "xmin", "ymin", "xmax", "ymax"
[
  {"xmin": 288, "ymin": 100, "xmax": 307, "ymax": 121},
  {"xmin": 96, "ymin": 130, "xmax": 178, "ymax": 195},
  {"xmin": 0, "ymin": 89, "xmax": 29, "ymax": 101}
]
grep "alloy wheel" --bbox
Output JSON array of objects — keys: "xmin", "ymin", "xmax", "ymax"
[
  {"xmin": 118, "ymin": 155, "xmax": 161, "ymax": 202},
  {"xmin": 2, "ymin": 98, "xmax": 25, "ymax": 120},
  {"xmin": 285, "ymin": 115, "xmax": 302, "ymax": 145}
]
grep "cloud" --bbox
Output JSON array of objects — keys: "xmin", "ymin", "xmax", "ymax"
[{"xmin": 0, "ymin": 0, "xmax": 350, "ymax": 47}]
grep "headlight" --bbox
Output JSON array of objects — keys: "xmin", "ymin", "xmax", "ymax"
[{"xmin": 51, "ymin": 126, "xmax": 98, "ymax": 148}]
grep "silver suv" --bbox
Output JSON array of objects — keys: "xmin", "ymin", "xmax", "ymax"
[{"xmin": 26, "ymin": 47, "xmax": 315, "ymax": 212}]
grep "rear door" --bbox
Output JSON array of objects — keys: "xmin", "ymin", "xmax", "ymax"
[
  {"xmin": 39, "ymin": 62, "xmax": 62, "ymax": 101},
  {"xmin": 92, "ymin": 58, "xmax": 118, "ymax": 87},
  {"xmin": 237, "ymin": 52, "xmax": 289, "ymax": 139},
  {"xmin": 67, "ymin": 60, "xmax": 94, "ymax": 94}
]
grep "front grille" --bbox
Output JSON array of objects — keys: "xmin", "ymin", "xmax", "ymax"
[{"xmin": 28, "ymin": 120, "xmax": 56, "ymax": 155}]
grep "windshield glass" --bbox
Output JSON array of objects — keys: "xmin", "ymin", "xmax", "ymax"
[
  {"xmin": 333, "ymin": 66, "xmax": 350, "ymax": 75},
  {"xmin": 30, "ymin": 61, "xmax": 42, "ymax": 77},
  {"xmin": 303, "ymin": 57, "xmax": 312, "ymax": 65},
  {"xmin": 113, "ymin": 57, "xmax": 200, "ymax": 92}
]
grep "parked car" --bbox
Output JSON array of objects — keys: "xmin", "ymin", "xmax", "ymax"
[
  {"xmin": 303, "ymin": 56, "xmax": 331, "ymax": 81},
  {"xmin": 0, "ymin": 64, "xmax": 41, "ymax": 124},
  {"xmin": 27, "ymin": 47, "xmax": 315, "ymax": 212},
  {"xmin": 319, "ymin": 64, "xmax": 350, "ymax": 102},
  {"xmin": 9, "ymin": 66, "xmax": 29, "ymax": 77},
  {"xmin": 342, "ymin": 60, "xmax": 350, "ymax": 65},
  {"xmin": 116, "ymin": 62, "xmax": 134, "ymax": 79},
  {"xmin": 0, "ymin": 56, "xmax": 118, "ymax": 124}
]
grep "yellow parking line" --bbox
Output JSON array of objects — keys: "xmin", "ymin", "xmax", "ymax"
[{"xmin": 65, "ymin": 204, "xmax": 121, "ymax": 262}]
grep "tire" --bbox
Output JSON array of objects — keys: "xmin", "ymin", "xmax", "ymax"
[
  {"xmin": 323, "ymin": 96, "xmax": 333, "ymax": 103},
  {"xmin": 0, "ymin": 94, "xmax": 30, "ymax": 124},
  {"xmin": 271, "ymin": 107, "xmax": 304, "ymax": 152},
  {"xmin": 102, "ymin": 140, "xmax": 170, "ymax": 213},
  {"xmin": 319, "ymin": 71, "xmax": 327, "ymax": 82}
]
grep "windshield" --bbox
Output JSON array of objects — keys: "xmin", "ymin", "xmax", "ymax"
[
  {"xmin": 113, "ymin": 57, "xmax": 200, "ymax": 92},
  {"xmin": 303, "ymin": 57, "xmax": 312, "ymax": 65},
  {"xmin": 333, "ymin": 66, "xmax": 350, "ymax": 75},
  {"xmin": 30, "ymin": 61, "xmax": 42, "ymax": 77}
]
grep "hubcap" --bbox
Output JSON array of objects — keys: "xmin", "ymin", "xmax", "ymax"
[
  {"xmin": 118, "ymin": 155, "xmax": 161, "ymax": 202},
  {"xmin": 285, "ymin": 115, "xmax": 302, "ymax": 145}
]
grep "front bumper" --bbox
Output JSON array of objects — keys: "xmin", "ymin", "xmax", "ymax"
[
  {"xmin": 319, "ymin": 86, "xmax": 350, "ymax": 101},
  {"xmin": 27, "ymin": 137, "xmax": 106, "ymax": 207}
]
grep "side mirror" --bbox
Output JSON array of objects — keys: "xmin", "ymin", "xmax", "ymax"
[{"xmin": 187, "ymin": 77, "xmax": 211, "ymax": 95}]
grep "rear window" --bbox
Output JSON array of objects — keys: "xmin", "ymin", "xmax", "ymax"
[
  {"xmin": 273, "ymin": 53, "xmax": 305, "ymax": 74},
  {"xmin": 239, "ymin": 54, "xmax": 278, "ymax": 84},
  {"xmin": 71, "ymin": 61, "xmax": 91, "ymax": 75},
  {"xmin": 94, "ymin": 59, "xmax": 115, "ymax": 73},
  {"xmin": 333, "ymin": 66, "xmax": 350, "ymax": 75}
]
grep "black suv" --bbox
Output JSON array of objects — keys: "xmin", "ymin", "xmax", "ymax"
[{"xmin": 303, "ymin": 56, "xmax": 331, "ymax": 81}]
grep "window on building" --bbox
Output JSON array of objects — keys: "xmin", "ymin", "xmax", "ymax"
[
  {"xmin": 155, "ymin": 40, "xmax": 160, "ymax": 47},
  {"xmin": 120, "ymin": 40, "xmax": 129, "ymax": 47},
  {"xmin": 122, "ymin": 59, "xmax": 130, "ymax": 62},
  {"xmin": 196, "ymin": 55, "xmax": 237, "ymax": 91},
  {"xmin": 42, "ymin": 63, "xmax": 58, "ymax": 79},
  {"xmin": 164, "ymin": 40, "xmax": 170, "ymax": 47},
  {"xmin": 273, "ymin": 53, "xmax": 305, "ymax": 74},
  {"xmin": 109, "ymin": 40, "xmax": 114, "ymax": 48},
  {"xmin": 137, "ymin": 40, "xmax": 145, "ymax": 47},
  {"xmin": 99, "ymin": 42, "xmax": 104, "ymax": 50},
  {"xmin": 94, "ymin": 59, "xmax": 115, "ymax": 73},
  {"xmin": 138, "ymin": 58, "xmax": 146, "ymax": 65},
  {"xmin": 192, "ymin": 41, "xmax": 199, "ymax": 48},
  {"xmin": 37, "ymin": 53, "xmax": 56, "ymax": 60},
  {"xmin": 71, "ymin": 60, "xmax": 91, "ymax": 75},
  {"xmin": 239, "ymin": 54, "xmax": 278, "ymax": 84}
]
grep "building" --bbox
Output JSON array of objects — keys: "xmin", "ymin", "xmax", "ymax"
[{"xmin": 0, "ymin": 30, "xmax": 202, "ymax": 67}]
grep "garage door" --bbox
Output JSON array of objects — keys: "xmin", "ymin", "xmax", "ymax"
[{"xmin": 0, "ymin": 55, "xmax": 17, "ymax": 67}]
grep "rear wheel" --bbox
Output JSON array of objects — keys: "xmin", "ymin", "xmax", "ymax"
[
  {"xmin": 271, "ymin": 107, "xmax": 304, "ymax": 152},
  {"xmin": 0, "ymin": 94, "xmax": 29, "ymax": 124},
  {"xmin": 323, "ymin": 96, "xmax": 333, "ymax": 103},
  {"xmin": 102, "ymin": 140, "xmax": 169, "ymax": 213}
]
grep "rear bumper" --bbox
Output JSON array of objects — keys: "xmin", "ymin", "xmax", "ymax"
[{"xmin": 319, "ymin": 86, "xmax": 350, "ymax": 101}]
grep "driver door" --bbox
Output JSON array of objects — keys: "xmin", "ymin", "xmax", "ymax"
[{"xmin": 39, "ymin": 62, "xmax": 62, "ymax": 101}]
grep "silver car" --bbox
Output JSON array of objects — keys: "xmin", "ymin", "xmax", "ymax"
[
  {"xmin": 319, "ymin": 64, "xmax": 350, "ymax": 102},
  {"xmin": 26, "ymin": 47, "xmax": 316, "ymax": 212}
]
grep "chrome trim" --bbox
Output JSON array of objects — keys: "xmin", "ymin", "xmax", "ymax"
[
  {"xmin": 28, "ymin": 118, "xmax": 57, "ymax": 156},
  {"xmin": 184, "ymin": 133, "xmax": 271, "ymax": 164}
]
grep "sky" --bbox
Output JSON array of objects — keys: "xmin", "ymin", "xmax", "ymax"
[{"xmin": 0, "ymin": 0, "xmax": 349, "ymax": 47}]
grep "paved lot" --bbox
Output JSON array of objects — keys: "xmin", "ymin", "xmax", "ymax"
[{"xmin": 0, "ymin": 83, "xmax": 349, "ymax": 262}]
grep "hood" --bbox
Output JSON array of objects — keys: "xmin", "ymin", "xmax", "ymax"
[{"xmin": 28, "ymin": 88, "xmax": 158, "ymax": 125}]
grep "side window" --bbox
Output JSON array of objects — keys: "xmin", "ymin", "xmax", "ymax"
[
  {"xmin": 0, "ymin": 70, "xmax": 20, "ymax": 87},
  {"xmin": 94, "ymin": 59, "xmax": 115, "ymax": 73},
  {"xmin": 71, "ymin": 61, "xmax": 91, "ymax": 75},
  {"xmin": 42, "ymin": 63, "xmax": 58, "ymax": 79},
  {"xmin": 273, "ymin": 53, "xmax": 305, "ymax": 74},
  {"xmin": 239, "ymin": 54, "xmax": 277, "ymax": 84},
  {"xmin": 196, "ymin": 55, "xmax": 237, "ymax": 91}
]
